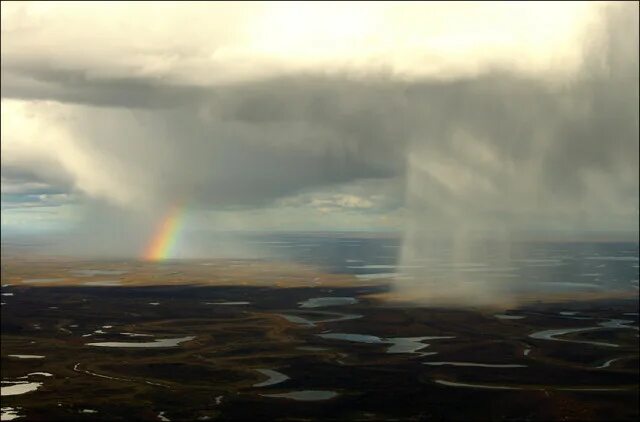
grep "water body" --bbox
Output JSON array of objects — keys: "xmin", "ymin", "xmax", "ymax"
[
  {"xmin": 299, "ymin": 297, "xmax": 358, "ymax": 308},
  {"xmin": 355, "ymin": 273, "xmax": 397, "ymax": 280},
  {"xmin": 18, "ymin": 373, "xmax": 52, "ymax": 378},
  {"xmin": 277, "ymin": 311, "xmax": 362, "ymax": 327},
  {"xmin": 557, "ymin": 387, "xmax": 629, "ymax": 391},
  {"xmin": 386, "ymin": 336, "xmax": 454, "ymax": 354},
  {"xmin": 72, "ymin": 270, "xmax": 127, "ymax": 277},
  {"xmin": 296, "ymin": 346, "xmax": 329, "ymax": 352},
  {"xmin": 318, "ymin": 333, "xmax": 453, "ymax": 355},
  {"xmin": 253, "ymin": 369, "xmax": 290, "ymax": 387},
  {"xmin": 120, "ymin": 332, "xmax": 154, "ymax": 338},
  {"xmin": 596, "ymin": 357, "xmax": 624, "ymax": 369},
  {"xmin": 1, "ymin": 382, "xmax": 43, "ymax": 396},
  {"xmin": 598, "ymin": 319, "xmax": 638, "ymax": 330},
  {"xmin": 425, "ymin": 362, "xmax": 527, "ymax": 368},
  {"xmin": 1, "ymin": 406, "xmax": 22, "ymax": 421},
  {"xmin": 529, "ymin": 318, "xmax": 638, "ymax": 348},
  {"xmin": 7, "ymin": 355, "xmax": 44, "ymax": 359},
  {"xmin": 318, "ymin": 333, "xmax": 384, "ymax": 343},
  {"xmin": 86, "ymin": 336, "xmax": 195, "ymax": 348},
  {"xmin": 529, "ymin": 327, "xmax": 620, "ymax": 348},
  {"xmin": 204, "ymin": 301, "xmax": 251, "ymax": 305},
  {"xmin": 494, "ymin": 314, "xmax": 526, "ymax": 320},
  {"xmin": 83, "ymin": 280, "xmax": 122, "ymax": 286},
  {"xmin": 261, "ymin": 390, "xmax": 338, "ymax": 401},
  {"xmin": 22, "ymin": 278, "xmax": 66, "ymax": 284},
  {"xmin": 434, "ymin": 379, "xmax": 520, "ymax": 390},
  {"xmin": 249, "ymin": 234, "xmax": 638, "ymax": 299},
  {"xmin": 277, "ymin": 314, "xmax": 316, "ymax": 327},
  {"xmin": 73, "ymin": 363, "xmax": 168, "ymax": 388}
]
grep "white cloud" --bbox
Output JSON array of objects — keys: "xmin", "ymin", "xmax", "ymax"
[{"xmin": 1, "ymin": 1, "xmax": 599, "ymax": 85}]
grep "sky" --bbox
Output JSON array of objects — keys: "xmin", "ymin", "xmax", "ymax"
[{"xmin": 1, "ymin": 1, "xmax": 638, "ymax": 257}]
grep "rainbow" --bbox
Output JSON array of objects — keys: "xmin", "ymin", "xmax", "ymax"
[{"xmin": 143, "ymin": 202, "xmax": 186, "ymax": 261}]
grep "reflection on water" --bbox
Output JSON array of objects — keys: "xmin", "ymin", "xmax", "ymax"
[{"xmin": 261, "ymin": 390, "xmax": 338, "ymax": 401}]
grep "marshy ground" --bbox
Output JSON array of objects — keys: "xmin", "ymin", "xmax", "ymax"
[{"xmin": 1, "ymin": 257, "xmax": 638, "ymax": 421}]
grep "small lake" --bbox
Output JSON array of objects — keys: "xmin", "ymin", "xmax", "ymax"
[
  {"xmin": 7, "ymin": 355, "xmax": 44, "ymax": 359},
  {"xmin": 318, "ymin": 333, "xmax": 454, "ymax": 354},
  {"xmin": 494, "ymin": 314, "xmax": 525, "ymax": 320},
  {"xmin": 318, "ymin": 333, "xmax": 384, "ymax": 344},
  {"xmin": 261, "ymin": 390, "xmax": 338, "ymax": 401},
  {"xmin": 86, "ymin": 336, "xmax": 195, "ymax": 348},
  {"xmin": 424, "ymin": 361, "xmax": 527, "ymax": 368},
  {"xmin": 299, "ymin": 297, "xmax": 358, "ymax": 308},
  {"xmin": 1, "ymin": 406, "xmax": 22, "ymax": 421},
  {"xmin": 83, "ymin": 280, "xmax": 122, "ymax": 286},
  {"xmin": 435, "ymin": 379, "xmax": 520, "ymax": 390},
  {"xmin": 72, "ymin": 270, "xmax": 127, "ymax": 277},
  {"xmin": 386, "ymin": 336, "xmax": 454, "ymax": 354},
  {"xmin": 1, "ymin": 382, "xmax": 43, "ymax": 396},
  {"xmin": 277, "ymin": 311, "xmax": 362, "ymax": 327},
  {"xmin": 22, "ymin": 278, "xmax": 66, "ymax": 284},
  {"xmin": 253, "ymin": 369, "xmax": 290, "ymax": 387}
]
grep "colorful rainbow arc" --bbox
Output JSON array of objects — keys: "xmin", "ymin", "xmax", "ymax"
[{"xmin": 143, "ymin": 202, "xmax": 185, "ymax": 261}]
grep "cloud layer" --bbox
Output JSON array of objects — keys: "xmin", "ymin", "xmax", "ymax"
[{"xmin": 1, "ymin": 2, "xmax": 637, "ymax": 259}]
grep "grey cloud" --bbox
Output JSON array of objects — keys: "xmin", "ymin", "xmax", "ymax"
[
  {"xmin": 0, "ymin": 3, "xmax": 636, "ymax": 242},
  {"xmin": 1, "ymin": 65, "xmax": 207, "ymax": 109}
]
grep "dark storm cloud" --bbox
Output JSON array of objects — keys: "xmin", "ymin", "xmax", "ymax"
[{"xmin": 1, "ymin": 64, "xmax": 207, "ymax": 109}]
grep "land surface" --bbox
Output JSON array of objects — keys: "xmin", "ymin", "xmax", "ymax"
[{"xmin": 1, "ymin": 257, "xmax": 638, "ymax": 421}]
